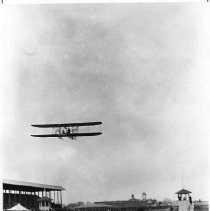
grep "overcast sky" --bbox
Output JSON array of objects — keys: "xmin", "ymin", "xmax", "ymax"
[{"xmin": 1, "ymin": 3, "xmax": 209, "ymax": 204}]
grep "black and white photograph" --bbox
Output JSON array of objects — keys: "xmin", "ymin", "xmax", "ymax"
[{"xmin": 1, "ymin": 1, "xmax": 209, "ymax": 211}]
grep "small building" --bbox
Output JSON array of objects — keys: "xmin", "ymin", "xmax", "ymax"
[
  {"xmin": 175, "ymin": 189, "xmax": 192, "ymax": 201},
  {"xmin": 129, "ymin": 194, "xmax": 139, "ymax": 201},
  {"xmin": 37, "ymin": 197, "xmax": 52, "ymax": 211},
  {"xmin": 142, "ymin": 193, "xmax": 147, "ymax": 201},
  {"xmin": 175, "ymin": 189, "xmax": 193, "ymax": 211}
]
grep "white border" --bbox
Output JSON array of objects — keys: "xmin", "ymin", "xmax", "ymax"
[{"xmin": 1, "ymin": 0, "xmax": 208, "ymax": 4}]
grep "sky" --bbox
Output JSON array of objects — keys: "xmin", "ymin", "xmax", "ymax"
[{"xmin": 1, "ymin": 3, "xmax": 209, "ymax": 204}]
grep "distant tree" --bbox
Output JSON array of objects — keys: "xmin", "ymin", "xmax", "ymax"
[{"xmin": 64, "ymin": 201, "xmax": 85, "ymax": 209}]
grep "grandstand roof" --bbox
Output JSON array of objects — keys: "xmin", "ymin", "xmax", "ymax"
[
  {"xmin": 175, "ymin": 189, "xmax": 191, "ymax": 195},
  {"xmin": 3, "ymin": 179, "xmax": 65, "ymax": 192}
]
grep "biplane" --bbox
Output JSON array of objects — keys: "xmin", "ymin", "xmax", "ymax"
[{"xmin": 31, "ymin": 121, "xmax": 102, "ymax": 140}]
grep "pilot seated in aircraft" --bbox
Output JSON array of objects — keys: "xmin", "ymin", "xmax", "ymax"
[{"xmin": 67, "ymin": 128, "xmax": 70, "ymax": 135}]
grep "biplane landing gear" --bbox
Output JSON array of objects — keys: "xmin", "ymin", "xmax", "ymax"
[
  {"xmin": 68, "ymin": 136, "xmax": 76, "ymax": 140},
  {"xmin": 72, "ymin": 136, "xmax": 77, "ymax": 141}
]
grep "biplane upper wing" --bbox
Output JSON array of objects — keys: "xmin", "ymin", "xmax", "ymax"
[
  {"xmin": 31, "ymin": 122, "xmax": 102, "ymax": 128},
  {"xmin": 31, "ymin": 132, "xmax": 102, "ymax": 138}
]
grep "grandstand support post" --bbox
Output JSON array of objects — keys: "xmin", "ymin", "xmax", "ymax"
[
  {"xmin": 57, "ymin": 190, "xmax": 59, "ymax": 204},
  {"xmin": 60, "ymin": 191, "xmax": 62, "ymax": 207},
  {"xmin": 30, "ymin": 192, "xmax": 32, "ymax": 207},
  {"xmin": 54, "ymin": 190, "xmax": 55, "ymax": 203},
  {"xmin": 23, "ymin": 191, "xmax": 25, "ymax": 207},
  {"xmin": 19, "ymin": 191, "xmax": 21, "ymax": 204},
  {"xmin": 14, "ymin": 190, "xmax": 16, "ymax": 203},
  {"xmin": 9, "ymin": 190, "xmax": 11, "ymax": 208}
]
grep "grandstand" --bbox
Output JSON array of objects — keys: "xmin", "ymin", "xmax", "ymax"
[{"xmin": 3, "ymin": 179, "xmax": 65, "ymax": 210}]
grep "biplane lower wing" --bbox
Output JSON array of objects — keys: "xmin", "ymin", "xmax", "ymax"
[
  {"xmin": 31, "ymin": 122, "xmax": 102, "ymax": 128},
  {"xmin": 31, "ymin": 132, "xmax": 102, "ymax": 138}
]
